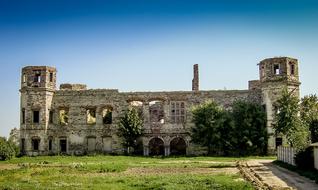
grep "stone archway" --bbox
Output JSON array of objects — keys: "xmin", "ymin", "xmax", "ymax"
[
  {"xmin": 149, "ymin": 137, "xmax": 164, "ymax": 156},
  {"xmin": 170, "ymin": 137, "xmax": 186, "ymax": 155}
]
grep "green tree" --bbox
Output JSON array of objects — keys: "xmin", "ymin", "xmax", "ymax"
[
  {"xmin": 218, "ymin": 112, "xmax": 236, "ymax": 156},
  {"xmin": 191, "ymin": 101, "xmax": 225, "ymax": 155},
  {"xmin": 300, "ymin": 95, "xmax": 318, "ymax": 142},
  {"xmin": 0, "ymin": 137, "xmax": 16, "ymax": 160},
  {"xmin": 273, "ymin": 88, "xmax": 309, "ymax": 150},
  {"xmin": 231, "ymin": 100, "xmax": 268, "ymax": 156},
  {"xmin": 117, "ymin": 107, "xmax": 143, "ymax": 154}
]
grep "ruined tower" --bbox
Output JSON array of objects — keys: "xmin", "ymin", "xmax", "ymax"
[
  {"xmin": 258, "ymin": 57, "xmax": 301, "ymax": 152},
  {"xmin": 20, "ymin": 66, "xmax": 57, "ymax": 155},
  {"xmin": 192, "ymin": 64, "xmax": 199, "ymax": 91}
]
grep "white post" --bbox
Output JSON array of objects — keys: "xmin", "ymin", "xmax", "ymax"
[{"xmin": 311, "ymin": 143, "xmax": 318, "ymax": 169}]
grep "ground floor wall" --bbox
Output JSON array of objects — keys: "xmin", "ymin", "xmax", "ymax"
[{"xmin": 19, "ymin": 129, "xmax": 200, "ymax": 156}]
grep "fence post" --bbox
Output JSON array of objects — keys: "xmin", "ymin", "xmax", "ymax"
[
  {"xmin": 277, "ymin": 146, "xmax": 297, "ymax": 166},
  {"xmin": 311, "ymin": 143, "xmax": 318, "ymax": 170}
]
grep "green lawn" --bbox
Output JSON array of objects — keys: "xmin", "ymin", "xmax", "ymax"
[{"xmin": 0, "ymin": 156, "xmax": 274, "ymax": 190}]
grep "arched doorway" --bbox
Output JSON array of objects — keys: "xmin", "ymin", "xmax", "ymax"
[
  {"xmin": 170, "ymin": 137, "xmax": 186, "ymax": 155},
  {"xmin": 149, "ymin": 138, "xmax": 164, "ymax": 156}
]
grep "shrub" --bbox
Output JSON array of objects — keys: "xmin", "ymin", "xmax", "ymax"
[
  {"xmin": 295, "ymin": 146, "xmax": 314, "ymax": 170},
  {"xmin": 191, "ymin": 100, "xmax": 268, "ymax": 156},
  {"xmin": 0, "ymin": 137, "xmax": 16, "ymax": 161}
]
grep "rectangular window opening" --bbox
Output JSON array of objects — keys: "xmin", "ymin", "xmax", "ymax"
[
  {"xmin": 170, "ymin": 101, "xmax": 186, "ymax": 124},
  {"xmin": 261, "ymin": 66, "xmax": 265, "ymax": 77},
  {"xmin": 22, "ymin": 74, "xmax": 26, "ymax": 83},
  {"xmin": 49, "ymin": 110, "xmax": 54, "ymax": 124},
  {"xmin": 87, "ymin": 108, "xmax": 96, "ymax": 124},
  {"xmin": 290, "ymin": 64, "xmax": 295, "ymax": 75},
  {"xmin": 59, "ymin": 109, "xmax": 69, "ymax": 125},
  {"xmin": 22, "ymin": 109, "xmax": 25, "ymax": 124},
  {"xmin": 60, "ymin": 139, "xmax": 67, "ymax": 153},
  {"xmin": 276, "ymin": 137, "xmax": 283, "ymax": 148},
  {"xmin": 32, "ymin": 139, "xmax": 40, "ymax": 151},
  {"xmin": 33, "ymin": 110, "xmax": 40, "ymax": 123},
  {"xmin": 49, "ymin": 72, "xmax": 53, "ymax": 82},
  {"xmin": 149, "ymin": 101, "xmax": 164, "ymax": 123},
  {"xmin": 34, "ymin": 73, "xmax": 41, "ymax": 83},
  {"xmin": 103, "ymin": 108, "xmax": 113, "ymax": 124},
  {"xmin": 274, "ymin": 64, "xmax": 280, "ymax": 75},
  {"xmin": 49, "ymin": 139, "xmax": 52, "ymax": 151}
]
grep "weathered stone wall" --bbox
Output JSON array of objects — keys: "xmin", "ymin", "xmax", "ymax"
[
  {"xmin": 60, "ymin": 84, "xmax": 87, "ymax": 90},
  {"xmin": 19, "ymin": 57, "xmax": 301, "ymax": 156},
  {"xmin": 28, "ymin": 89, "xmax": 260, "ymax": 156}
]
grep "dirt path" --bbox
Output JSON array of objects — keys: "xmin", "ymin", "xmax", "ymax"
[
  {"xmin": 0, "ymin": 164, "xmax": 19, "ymax": 170},
  {"xmin": 123, "ymin": 166, "xmax": 239, "ymax": 176},
  {"xmin": 245, "ymin": 160, "xmax": 318, "ymax": 190}
]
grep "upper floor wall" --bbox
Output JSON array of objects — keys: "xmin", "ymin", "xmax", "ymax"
[{"xmin": 43, "ymin": 89, "xmax": 261, "ymax": 133}]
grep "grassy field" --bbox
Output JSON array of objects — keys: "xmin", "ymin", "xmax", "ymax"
[{"xmin": 0, "ymin": 156, "xmax": 275, "ymax": 190}]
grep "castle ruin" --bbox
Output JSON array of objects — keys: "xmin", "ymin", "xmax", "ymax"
[{"xmin": 19, "ymin": 57, "xmax": 300, "ymax": 156}]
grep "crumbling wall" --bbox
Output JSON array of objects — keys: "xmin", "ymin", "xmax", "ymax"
[{"xmin": 38, "ymin": 88, "xmax": 262, "ymax": 155}]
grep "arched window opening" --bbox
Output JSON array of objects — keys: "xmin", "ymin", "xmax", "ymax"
[
  {"xmin": 149, "ymin": 138, "xmax": 164, "ymax": 156},
  {"xmin": 170, "ymin": 137, "xmax": 186, "ymax": 155}
]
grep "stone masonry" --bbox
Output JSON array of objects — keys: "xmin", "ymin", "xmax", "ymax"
[{"xmin": 19, "ymin": 57, "xmax": 301, "ymax": 156}]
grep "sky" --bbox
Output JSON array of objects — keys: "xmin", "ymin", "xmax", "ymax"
[{"xmin": 0, "ymin": 0, "xmax": 318, "ymax": 137}]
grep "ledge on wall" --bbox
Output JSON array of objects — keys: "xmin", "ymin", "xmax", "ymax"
[{"xmin": 60, "ymin": 83, "xmax": 87, "ymax": 90}]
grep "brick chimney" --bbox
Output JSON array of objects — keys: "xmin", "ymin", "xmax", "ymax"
[{"xmin": 192, "ymin": 64, "xmax": 199, "ymax": 91}]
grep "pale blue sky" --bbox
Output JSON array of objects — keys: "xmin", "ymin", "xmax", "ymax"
[{"xmin": 1, "ymin": 0, "xmax": 318, "ymax": 136}]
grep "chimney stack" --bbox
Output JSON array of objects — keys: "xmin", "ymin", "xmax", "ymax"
[{"xmin": 192, "ymin": 64, "xmax": 199, "ymax": 91}]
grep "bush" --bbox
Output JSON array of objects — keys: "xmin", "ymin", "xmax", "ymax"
[
  {"xmin": 0, "ymin": 137, "xmax": 16, "ymax": 161},
  {"xmin": 191, "ymin": 100, "xmax": 268, "ymax": 156},
  {"xmin": 295, "ymin": 146, "xmax": 314, "ymax": 170}
]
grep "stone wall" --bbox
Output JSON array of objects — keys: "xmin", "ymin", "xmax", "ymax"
[
  {"xmin": 21, "ymin": 88, "xmax": 262, "ymax": 156},
  {"xmin": 19, "ymin": 57, "xmax": 301, "ymax": 156}
]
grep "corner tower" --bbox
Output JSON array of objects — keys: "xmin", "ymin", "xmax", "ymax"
[
  {"xmin": 20, "ymin": 66, "xmax": 57, "ymax": 155},
  {"xmin": 259, "ymin": 57, "xmax": 301, "ymax": 153}
]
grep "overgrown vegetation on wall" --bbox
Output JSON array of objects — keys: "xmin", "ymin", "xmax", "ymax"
[{"xmin": 191, "ymin": 100, "xmax": 268, "ymax": 156}]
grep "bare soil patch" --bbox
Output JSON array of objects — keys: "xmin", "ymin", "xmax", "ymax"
[
  {"xmin": 0, "ymin": 164, "xmax": 20, "ymax": 170},
  {"xmin": 123, "ymin": 166, "xmax": 239, "ymax": 176}
]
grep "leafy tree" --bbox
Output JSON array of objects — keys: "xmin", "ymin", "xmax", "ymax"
[
  {"xmin": 230, "ymin": 100, "xmax": 268, "ymax": 156},
  {"xmin": 191, "ymin": 100, "xmax": 267, "ymax": 156},
  {"xmin": 300, "ymin": 95, "xmax": 318, "ymax": 142},
  {"xmin": 191, "ymin": 101, "xmax": 225, "ymax": 155},
  {"xmin": 0, "ymin": 137, "xmax": 16, "ymax": 160},
  {"xmin": 273, "ymin": 88, "xmax": 309, "ymax": 150},
  {"xmin": 117, "ymin": 107, "xmax": 143, "ymax": 154},
  {"xmin": 217, "ymin": 112, "xmax": 236, "ymax": 156}
]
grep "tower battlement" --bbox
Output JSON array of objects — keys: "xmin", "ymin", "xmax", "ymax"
[{"xmin": 21, "ymin": 66, "xmax": 57, "ymax": 91}]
